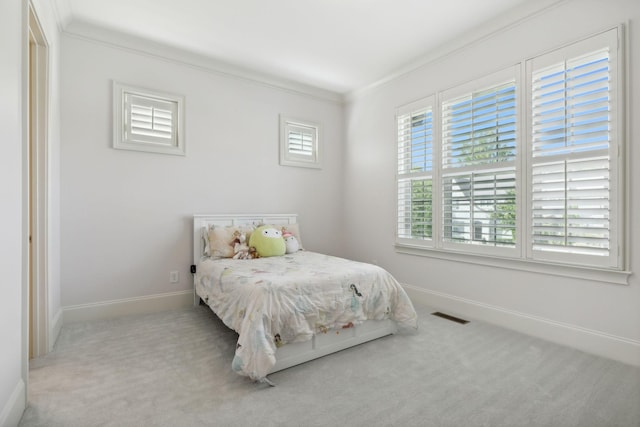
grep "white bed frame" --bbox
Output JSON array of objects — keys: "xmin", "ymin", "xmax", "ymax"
[{"xmin": 193, "ymin": 213, "xmax": 397, "ymax": 374}]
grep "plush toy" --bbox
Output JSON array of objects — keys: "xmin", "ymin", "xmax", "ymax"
[
  {"xmin": 231, "ymin": 230, "xmax": 246, "ymax": 251},
  {"xmin": 249, "ymin": 225, "xmax": 286, "ymax": 257},
  {"xmin": 231, "ymin": 229, "xmax": 261, "ymax": 259},
  {"xmin": 282, "ymin": 230, "xmax": 300, "ymax": 254},
  {"xmin": 231, "ymin": 230, "xmax": 249, "ymax": 259}
]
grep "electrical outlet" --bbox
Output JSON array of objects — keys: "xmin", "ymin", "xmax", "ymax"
[{"xmin": 169, "ymin": 270, "xmax": 179, "ymax": 283}]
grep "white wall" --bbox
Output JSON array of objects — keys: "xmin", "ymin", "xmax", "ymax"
[
  {"xmin": 0, "ymin": 0, "xmax": 26, "ymax": 425},
  {"xmin": 344, "ymin": 0, "xmax": 640, "ymax": 365},
  {"xmin": 60, "ymin": 34, "xmax": 344, "ymax": 308}
]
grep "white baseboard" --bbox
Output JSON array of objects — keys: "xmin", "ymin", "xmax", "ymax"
[
  {"xmin": 403, "ymin": 284, "xmax": 640, "ymax": 367},
  {"xmin": 62, "ymin": 290, "xmax": 194, "ymax": 324},
  {"xmin": 49, "ymin": 308, "xmax": 63, "ymax": 351},
  {"xmin": 0, "ymin": 379, "xmax": 25, "ymax": 427}
]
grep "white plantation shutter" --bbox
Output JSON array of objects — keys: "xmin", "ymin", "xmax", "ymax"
[
  {"xmin": 113, "ymin": 82, "xmax": 185, "ymax": 155},
  {"xmin": 395, "ymin": 28, "xmax": 624, "ymax": 274},
  {"xmin": 286, "ymin": 124, "xmax": 315, "ymax": 157},
  {"xmin": 397, "ymin": 97, "xmax": 434, "ymax": 244},
  {"xmin": 528, "ymin": 28, "xmax": 619, "ymax": 267},
  {"xmin": 443, "ymin": 170, "xmax": 516, "ymax": 247},
  {"xmin": 398, "ymin": 109, "xmax": 433, "ymax": 174},
  {"xmin": 126, "ymin": 94, "xmax": 177, "ymax": 145},
  {"xmin": 531, "ymin": 50, "xmax": 611, "ymax": 157},
  {"xmin": 531, "ymin": 157, "xmax": 610, "ymax": 255},
  {"xmin": 279, "ymin": 116, "xmax": 320, "ymax": 168},
  {"xmin": 441, "ymin": 70, "xmax": 518, "ymax": 253},
  {"xmin": 442, "ymin": 82, "xmax": 517, "ymax": 169}
]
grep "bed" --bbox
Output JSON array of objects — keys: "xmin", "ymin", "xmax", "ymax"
[{"xmin": 192, "ymin": 213, "xmax": 417, "ymax": 383}]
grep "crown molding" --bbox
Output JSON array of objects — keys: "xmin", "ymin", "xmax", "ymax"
[
  {"xmin": 345, "ymin": 0, "xmax": 569, "ymax": 102},
  {"xmin": 50, "ymin": 0, "xmax": 72, "ymax": 32},
  {"xmin": 62, "ymin": 20, "xmax": 344, "ymax": 104}
]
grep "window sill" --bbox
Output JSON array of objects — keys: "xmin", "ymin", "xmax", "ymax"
[{"xmin": 395, "ymin": 243, "xmax": 631, "ymax": 285}]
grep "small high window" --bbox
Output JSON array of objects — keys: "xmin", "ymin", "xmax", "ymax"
[
  {"xmin": 279, "ymin": 116, "xmax": 321, "ymax": 168},
  {"xmin": 113, "ymin": 82, "xmax": 185, "ymax": 156}
]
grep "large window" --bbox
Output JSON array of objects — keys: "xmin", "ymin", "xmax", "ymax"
[{"xmin": 396, "ymin": 27, "xmax": 624, "ymax": 272}]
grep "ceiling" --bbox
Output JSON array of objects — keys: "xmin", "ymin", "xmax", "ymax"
[{"xmin": 53, "ymin": 0, "xmax": 553, "ymax": 95}]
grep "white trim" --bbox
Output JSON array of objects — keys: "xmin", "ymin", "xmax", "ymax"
[
  {"xmin": 62, "ymin": 291, "xmax": 193, "ymax": 324},
  {"xmin": 21, "ymin": 0, "xmax": 30, "ymax": 410},
  {"xmin": 346, "ymin": 0, "xmax": 568, "ymax": 102},
  {"xmin": 618, "ymin": 22, "xmax": 630, "ymax": 273},
  {"xmin": 61, "ymin": 22, "xmax": 343, "ymax": 104},
  {"xmin": 403, "ymin": 284, "xmax": 640, "ymax": 367},
  {"xmin": 28, "ymin": 0, "xmax": 51, "ymax": 360},
  {"xmin": 49, "ymin": 307, "xmax": 63, "ymax": 351},
  {"xmin": 396, "ymin": 243, "xmax": 630, "ymax": 285},
  {"xmin": 49, "ymin": 0, "xmax": 71, "ymax": 32},
  {"xmin": 0, "ymin": 379, "xmax": 26, "ymax": 427}
]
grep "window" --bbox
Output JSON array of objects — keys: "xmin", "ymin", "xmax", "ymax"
[
  {"xmin": 397, "ymin": 97, "xmax": 434, "ymax": 245},
  {"xmin": 279, "ymin": 116, "xmax": 321, "ymax": 168},
  {"xmin": 113, "ymin": 82, "xmax": 185, "ymax": 155},
  {"xmin": 441, "ymin": 70, "xmax": 518, "ymax": 256},
  {"xmin": 527, "ymin": 29, "xmax": 620, "ymax": 269},
  {"xmin": 396, "ymin": 27, "xmax": 624, "ymax": 273}
]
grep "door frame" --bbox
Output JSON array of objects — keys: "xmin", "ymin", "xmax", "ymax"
[{"xmin": 28, "ymin": 1, "xmax": 50, "ymax": 359}]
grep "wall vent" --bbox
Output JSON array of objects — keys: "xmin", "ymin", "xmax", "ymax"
[{"xmin": 431, "ymin": 312, "xmax": 469, "ymax": 324}]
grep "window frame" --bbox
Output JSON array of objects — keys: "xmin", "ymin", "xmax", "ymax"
[
  {"xmin": 279, "ymin": 115, "xmax": 321, "ymax": 169},
  {"xmin": 394, "ymin": 26, "xmax": 629, "ymax": 283},
  {"xmin": 113, "ymin": 81, "xmax": 186, "ymax": 156}
]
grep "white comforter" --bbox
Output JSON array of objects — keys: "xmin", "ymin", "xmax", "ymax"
[{"xmin": 195, "ymin": 251, "xmax": 418, "ymax": 380}]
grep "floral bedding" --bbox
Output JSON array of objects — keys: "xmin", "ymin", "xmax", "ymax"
[{"xmin": 194, "ymin": 251, "xmax": 418, "ymax": 381}]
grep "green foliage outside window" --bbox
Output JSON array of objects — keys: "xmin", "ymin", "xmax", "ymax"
[{"xmin": 411, "ymin": 178, "xmax": 432, "ymax": 238}]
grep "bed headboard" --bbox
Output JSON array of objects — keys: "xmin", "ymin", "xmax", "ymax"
[{"xmin": 192, "ymin": 213, "xmax": 298, "ymax": 263}]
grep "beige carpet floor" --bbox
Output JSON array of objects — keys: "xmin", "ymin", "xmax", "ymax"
[{"xmin": 20, "ymin": 304, "xmax": 640, "ymax": 427}]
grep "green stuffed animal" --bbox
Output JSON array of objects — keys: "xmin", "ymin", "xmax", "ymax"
[{"xmin": 249, "ymin": 225, "xmax": 286, "ymax": 257}]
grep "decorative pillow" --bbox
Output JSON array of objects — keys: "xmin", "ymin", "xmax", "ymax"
[
  {"xmin": 249, "ymin": 225, "xmax": 286, "ymax": 257},
  {"xmin": 207, "ymin": 225, "xmax": 254, "ymax": 259}
]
